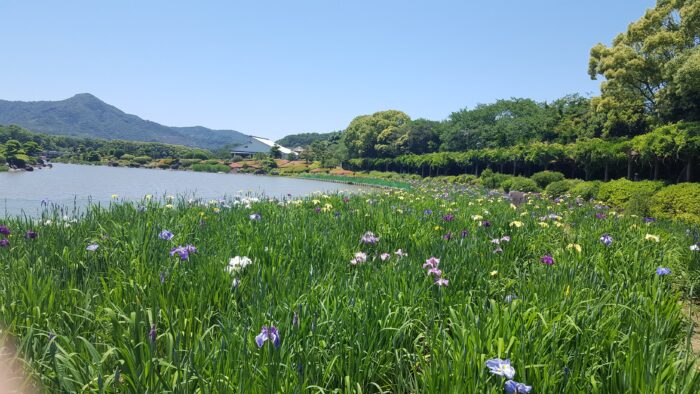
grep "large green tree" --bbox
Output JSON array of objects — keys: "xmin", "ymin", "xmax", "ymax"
[
  {"xmin": 342, "ymin": 110, "xmax": 410, "ymax": 158},
  {"xmin": 589, "ymin": 0, "xmax": 700, "ymax": 134}
]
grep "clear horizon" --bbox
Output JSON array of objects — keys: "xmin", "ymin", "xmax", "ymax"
[{"xmin": 1, "ymin": 1, "xmax": 654, "ymax": 140}]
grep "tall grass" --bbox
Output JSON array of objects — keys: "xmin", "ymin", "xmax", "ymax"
[
  {"xmin": 0, "ymin": 185, "xmax": 699, "ymax": 392},
  {"xmin": 297, "ymin": 174, "xmax": 412, "ymax": 190}
]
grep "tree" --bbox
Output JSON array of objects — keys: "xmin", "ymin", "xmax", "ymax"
[
  {"xmin": 440, "ymin": 99, "xmax": 555, "ymax": 151},
  {"xmin": 342, "ymin": 110, "xmax": 411, "ymax": 158},
  {"xmin": 23, "ymin": 141, "xmax": 41, "ymax": 155},
  {"xmin": 395, "ymin": 119, "xmax": 440, "ymax": 155},
  {"xmin": 589, "ymin": 0, "xmax": 700, "ymax": 134},
  {"xmin": 269, "ymin": 145, "xmax": 282, "ymax": 159}
]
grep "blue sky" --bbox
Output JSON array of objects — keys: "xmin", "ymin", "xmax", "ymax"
[{"xmin": 1, "ymin": 1, "xmax": 654, "ymax": 140}]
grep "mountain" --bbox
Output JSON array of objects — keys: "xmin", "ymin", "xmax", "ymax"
[{"xmin": 0, "ymin": 93, "xmax": 249, "ymax": 150}]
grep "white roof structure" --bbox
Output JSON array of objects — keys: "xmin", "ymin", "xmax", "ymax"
[
  {"xmin": 251, "ymin": 137, "xmax": 294, "ymax": 155},
  {"xmin": 230, "ymin": 136, "xmax": 296, "ymax": 156}
]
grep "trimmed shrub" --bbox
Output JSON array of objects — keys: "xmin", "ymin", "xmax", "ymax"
[
  {"xmin": 455, "ymin": 174, "xmax": 478, "ymax": 184},
  {"xmin": 480, "ymin": 169, "xmax": 513, "ymax": 189},
  {"xmin": 545, "ymin": 179, "xmax": 582, "ymax": 197},
  {"xmin": 502, "ymin": 177, "xmax": 541, "ymax": 193},
  {"xmin": 597, "ymin": 179, "xmax": 664, "ymax": 207},
  {"xmin": 649, "ymin": 183, "xmax": 700, "ymax": 224},
  {"xmin": 531, "ymin": 171, "xmax": 565, "ymax": 188},
  {"xmin": 597, "ymin": 179, "xmax": 664, "ymax": 215},
  {"xmin": 570, "ymin": 181, "xmax": 602, "ymax": 200}
]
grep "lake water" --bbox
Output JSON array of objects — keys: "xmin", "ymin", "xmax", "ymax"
[{"xmin": 0, "ymin": 164, "xmax": 366, "ymax": 217}]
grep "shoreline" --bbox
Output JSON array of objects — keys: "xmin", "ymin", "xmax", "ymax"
[{"xmin": 48, "ymin": 160, "xmax": 406, "ymax": 190}]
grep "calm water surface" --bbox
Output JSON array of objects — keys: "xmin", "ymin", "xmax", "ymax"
[{"xmin": 0, "ymin": 164, "xmax": 366, "ymax": 217}]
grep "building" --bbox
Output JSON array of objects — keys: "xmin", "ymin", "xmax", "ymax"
[{"xmin": 230, "ymin": 136, "xmax": 296, "ymax": 157}]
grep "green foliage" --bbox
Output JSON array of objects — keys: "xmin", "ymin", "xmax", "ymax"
[
  {"xmin": 132, "ymin": 155, "xmax": 152, "ymax": 165},
  {"xmin": 276, "ymin": 131, "xmax": 341, "ymax": 148},
  {"xmin": 569, "ymin": 181, "xmax": 602, "ymax": 200},
  {"xmin": 440, "ymin": 98, "xmax": 558, "ymax": 151},
  {"xmin": 531, "ymin": 170, "xmax": 565, "ymax": 188},
  {"xmin": 343, "ymin": 110, "xmax": 411, "ymax": 157},
  {"xmin": 597, "ymin": 179, "xmax": 664, "ymax": 215},
  {"xmin": 588, "ymin": 0, "xmax": 700, "ymax": 132},
  {"xmin": 502, "ymin": 176, "xmax": 540, "ymax": 193},
  {"xmin": 191, "ymin": 163, "xmax": 230, "ymax": 173},
  {"xmin": 479, "ymin": 169, "xmax": 512, "ymax": 189},
  {"xmin": 649, "ymin": 183, "xmax": 700, "ymax": 225},
  {"xmin": 545, "ymin": 179, "xmax": 581, "ymax": 197},
  {"xmin": 269, "ymin": 145, "xmax": 282, "ymax": 159},
  {"xmin": 2, "ymin": 187, "xmax": 698, "ymax": 391}
]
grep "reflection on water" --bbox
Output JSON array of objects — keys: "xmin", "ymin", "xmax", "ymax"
[{"xmin": 0, "ymin": 164, "xmax": 365, "ymax": 217}]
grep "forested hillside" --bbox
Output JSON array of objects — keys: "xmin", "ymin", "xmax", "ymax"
[{"xmin": 0, "ymin": 93, "xmax": 249, "ymax": 150}]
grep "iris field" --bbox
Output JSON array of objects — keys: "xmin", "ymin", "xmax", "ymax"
[{"xmin": 1, "ymin": 184, "xmax": 700, "ymax": 392}]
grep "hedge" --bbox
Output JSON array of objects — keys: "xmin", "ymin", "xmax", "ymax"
[
  {"xmin": 597, "ymin": 179, "xmax": 664, "ymax": 209},
  {"xmin": 531, "ymin": 171, "xmax": 565, "ymax": 188},
  {"xmin": 649, "ymin": 183, "xmax": 700, "ymax": 225}
]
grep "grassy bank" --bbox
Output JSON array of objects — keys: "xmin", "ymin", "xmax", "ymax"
[
  {"xmin": 1, "ymin": 185, "xmax": 699, "ymax": 391},
  {"xmin": 296, "ymin": 173, "xmax": 412, "ymax": 190}
]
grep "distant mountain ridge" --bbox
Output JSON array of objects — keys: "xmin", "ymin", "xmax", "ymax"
[{"xmin": 0, "ymin": 93, "xmax": 249, "ymax": 150}]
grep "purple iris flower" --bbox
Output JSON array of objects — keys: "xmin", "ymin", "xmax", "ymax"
[
  {"xmin": 505, "ymin": 380, "xmax": 532, "ymax": 393},
  {"xmin": 314, "ymin": 207, "xmax": 321, "ymax": 213},
  {"xmin": 360, "ymin": 231, "xmax": 380, "ymax": 244},
  {"xmin": 600, "ymin": 234, "xmax": 613, "ymax": 246},
  {"xmin": 500, "ymin": 235, "xmax": 511, "ymax": 242},
  {"xmin": 0, "ymin": 225, "xmax": 10, "ymax": 235},
  {"xmin": 656, "ymin": 267, "xmax": 671, "ymax": 276},
  {"xmin": 249, "ymin": 213, "xmax": 261, "ymax": 221},
  {"xmin": 158, "ymin": 229, "xmax": 174, "ymax": 240},
  {"xmin": 170, "ymin": 244, "xmax": 197, "ymax": 260},
  {"xmin": 486, "ymin": 358, "xmax": 515, "ymax": 379},
  {"xmin": 595, "ymin": 213, "xmax": 606, "ymax": 220},
  {"xmin": 25, "ymin": 230, "xmax": 38, "ymax": 239},
  {"xmin": 343, "ymin": 197, "xmax": 350, "ymax": 203},
  {"xmin": 86, "ymin": 244, "xmax": 99, "ymax": 251},
  {"xmin": 540, "ymin": 255, "xmax": 554, "ymax": 265},
  {"xmin": 481, "ymin": 220, "xmax": 492, "ymax": 227},
  {"xmin": 255, "ymin": 325, "xmax": 281, "ymax": 348},
  {"xmin": 427, "ymin": 268, "xmax": 442, "ymax": 277},
  {"xmin": 443, "ymin": 214, "xmax": 455, "ymax": 222},
  {"xmin": 643, "ymin": 217, "xmax": 656, "ymax": 223},
  {"xmin": 149, "ymin": 325, "xmax": 157, "ymax": 343},
  {"xmin": 0, "ymin": 239, "xmax": 9, "ymax": 248},
  {"xmin": 423, "ymin": 209, "xmax": 433, "ymax": 216},
  {"xmin": 443, "ymin": 232, "xmax": 452, "ymax": 241},
  {"xmin": 460, "ymin": 229, "xmax": 469, "ymax": 238}
]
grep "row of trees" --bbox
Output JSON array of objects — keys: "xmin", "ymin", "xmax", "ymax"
[
  {"xmin": 337, "ymin": 0, "xmax": 700, "ymax": 184},
  {"xmin": 343, "ymin": 122, "xmax": 700, "ymax": 182},
  {"xmin": 0, "ymin": 124, "xmax": 214, "ymax": 166}
]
